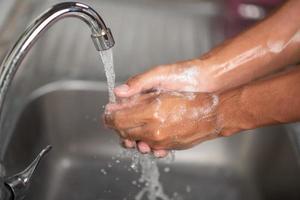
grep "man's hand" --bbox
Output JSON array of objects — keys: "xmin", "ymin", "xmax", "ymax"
[
  {"xmin": 105, "ymin": 92, "xmax": 221, "ymax": 156},
  {"xmin": 114, "ymin": 60, "xmax": 216, "ymax": 98},
  {"xmin": 114, "ymin": 1, "xmax": 300, "ymax": 99},
  {"xmin": 106, "ymin": 66, "xmax": 300, "ymax": 157}
]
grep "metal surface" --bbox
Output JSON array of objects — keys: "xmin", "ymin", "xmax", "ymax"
[
  {"xmin": 2, "ymin": 81, "xmax": 300, "ymax": 200},
  {"xmin": 0, "ymin": 145, "xmax": 52, "ymax": 200},
  {"xmin": 4, "ymin": 145, "xmax": 52, "ymax": 200},
  {"xmin": 0, "ymin": 1, "xmax": 115, "ymax": 122}
]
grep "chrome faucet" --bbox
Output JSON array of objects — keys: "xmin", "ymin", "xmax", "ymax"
[
  {"xmin": 0, "ymin": 1, "xmax": 115, "ymax": 116},
  {"xmin": 0, "ymin": 2, "xmax": 114, "ymax": 200}
]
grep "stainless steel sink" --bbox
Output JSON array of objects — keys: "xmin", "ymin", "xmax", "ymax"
[
  {"xmin": 2, "ymin": 81, "xmax": 300, "ymax": 200},
  {"xmin": 0, "ymin": 0, "xmax": 300, "ymax": 200}
]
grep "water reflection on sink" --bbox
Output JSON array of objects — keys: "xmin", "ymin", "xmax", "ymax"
[{"xmin": 3, "ymin": 81, "xmax": 300, "ymax": 200}]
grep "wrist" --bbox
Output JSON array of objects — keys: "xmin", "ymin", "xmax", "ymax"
[
  {"xmin": 216, "ymin": 87, "xmax": 257, "ymax": 137},
  {"xmin": 181, "ymin": 58, "xmax": 220, "ymax": 93}
]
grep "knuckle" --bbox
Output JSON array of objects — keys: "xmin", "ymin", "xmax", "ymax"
[
  {"xmin": 113, "ymin": 112, "xmax": 128, "ymax": 129},
  {"xmin": 118, "ymin": 130, "xmax": 128, "ymax": 139},
  {"xmin": 127, "ymin": 74, "xmax": 141, "ymax": 86},
  {"xmin": 114, "ymin": 117, "xmax": 123, "ymax": 129},
  {"xmin": 104, "ymin": 113, "xmax": 114, "ymax": 126}
]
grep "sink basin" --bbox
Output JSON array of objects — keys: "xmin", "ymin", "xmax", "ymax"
[{"xmin": 2, "ymin": 81, "xmax": 300, "ymax": 200}]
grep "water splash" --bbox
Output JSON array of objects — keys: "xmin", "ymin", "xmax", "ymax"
[{"xmin": 121, "ymin": 149, "xmax": 177, "ymax": 200}]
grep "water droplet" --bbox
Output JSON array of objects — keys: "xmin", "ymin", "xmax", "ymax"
[
  {"xmin": 100, "ymin": 169, "xmax": 107, "ymax": 175},
  {"xmin": 186, "ymin": 185, "xmax": 191, "ymax": 193},
  {"xmin": 164, "ymin": 167, "xmax": 170, "ymax": 173}
]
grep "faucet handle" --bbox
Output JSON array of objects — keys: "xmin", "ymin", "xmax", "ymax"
[{"xmin": 4, "ymin": 145, "xmax": 52, "ymax": 200}]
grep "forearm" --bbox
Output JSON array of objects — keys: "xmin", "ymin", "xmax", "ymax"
[
  {"xmin": 200, "ymin": 0, "xmax": 300, "ymax": 92},
  {"xmin": 218, "ymin": 66, "xmax": 300, "ymax": 136}
]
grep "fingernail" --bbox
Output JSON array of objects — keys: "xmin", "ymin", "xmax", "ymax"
[
  {"xmin": 124, "ymin": 139, "xmax": 135, "ymax": 148},
  {"xmin": 138, "ymin": 142, "xmax": 151, "ymax": 153},
  {"xmin": 114, "ymin": 84, "xmax": 129, "ymax": 93}
]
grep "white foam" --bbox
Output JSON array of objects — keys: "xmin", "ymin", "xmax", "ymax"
[
  {"xmin": 267, "ymin": 30, "xmax": 300, "ymax": 53},
  {"xmin": 267, "ymin": 40, "xmax": 285, "ymax": 53}
]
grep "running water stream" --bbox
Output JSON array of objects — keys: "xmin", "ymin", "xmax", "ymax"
[
  {"xmin": 99, "ymin": 49, "xmax": 175, "ymax": 200},
  {"xmin": 100, "ymin": 49, "xmax": 116, "ymax": 103}
]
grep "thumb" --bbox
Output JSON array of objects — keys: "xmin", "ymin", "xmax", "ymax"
[{"xmin": 114, "ymin": 66, "xmax": 166, "ymax": 97}]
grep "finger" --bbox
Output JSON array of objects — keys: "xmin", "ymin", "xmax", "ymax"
[
  {"xmin": 137, "ymin": 141, "xmax": 151, "ymax": 154},
  {"xmin": 114, "ymin": 66, "xmax": 166, "ymax": 98},
  {"xmin": 121, "ymin": 139, "xmax": 136, "ymax": 148},
  {"xmin": 105, "ymin": 103, "xmax": 128, "ymax": 113},
  {"xmin": 118, "ymin": 130, "xmax": 128, "ymax": 139},
  {"xmin": 116, "ymin": 93, "xmax": 155, "ymax": 109},
  {"xmin": 124, "ymin": 125, "xmax": 152, "ymax": 141},
  {"xmin": 112, "ymin": 101, "xmax": 155, "ymax": 130},
  {"xmin": 105, "ymin": 103, "xmax": 121, "ymax": 111},
  {"xmin": 103, "ymin": 112, "xmax": 114, "ymax": 127},
  {"xmin": 113, "ymin": 113, "xmax": 145, "ymax": 130},
  {"xmin": 153, "ymin": 149, "xmax": 169, "ymax": 158},
  {"xmin": 105, "ymin": 101, "xmax": 137, "ymax": 114},
  {"xmin": 106, "ymin": 92, "xmax": 157, "ymax": 118}
]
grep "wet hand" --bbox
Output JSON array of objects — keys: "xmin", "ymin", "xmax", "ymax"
[
  {"xmin": 114, "ymin": 59, "xmax": 216, "ymax": 98},
  {"xmin": 105, "ymin": 92, "xmax": 221, "ymax": 156}
]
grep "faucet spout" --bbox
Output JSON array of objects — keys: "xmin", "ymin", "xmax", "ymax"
[{"xmin": 0, "ymin": 2, "xmax": 114, "ymax": 116}]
